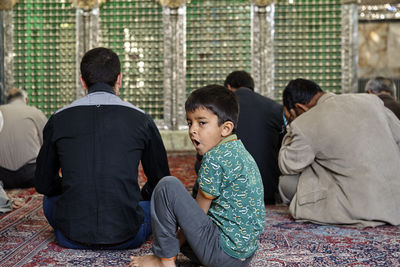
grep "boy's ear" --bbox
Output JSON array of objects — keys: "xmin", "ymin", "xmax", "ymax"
[{"xmin": 221, "ymin": 121, "xmax": 234, "ymax": 137}]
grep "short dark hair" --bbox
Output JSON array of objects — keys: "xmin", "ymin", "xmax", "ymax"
[
  {"xmin": 365, "ymin": 77, "xmax": 395, "ymax": 96},
  {"xmin": 80, "ymin": 47, "xmax": 121, "ymax": 88},
  {"xmin": 224, "ymin": 70, "xmax": 254, "ymax": 91},
  {"xmin": 282, "ymin": 78, "xmax": 323, "ymax": 110},
  {"xmin": 185, "ymin": 84, "xmax": 239, "ymax": 133}
]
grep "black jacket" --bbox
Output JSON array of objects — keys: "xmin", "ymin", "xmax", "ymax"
[
  {"xmin": 35, "ymin": 83, "xmax": 170, "ymax": 245},
  {"xmin": 235, "ymin": 87, "xmax": 283, "ymax": 204}
]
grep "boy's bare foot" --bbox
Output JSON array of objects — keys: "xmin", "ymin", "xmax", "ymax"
[{"xmin": 129, "ymin": 255, "xmax": 176, "ymax": 267}]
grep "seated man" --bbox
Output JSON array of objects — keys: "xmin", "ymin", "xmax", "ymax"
[
  {"xmin": 0, "ymin": 88, "xmax": 47, "ymax": 189},
  {"xmin": 365, "ymin": 76, "xmax": 400, "ymax": 119},
  {"xmin": 35, "ymin": 47, "xmax": 170, "ymax": 249},
  {"xmin": 279, "ymin": 78, "xmax": 400, "ymax": 227},
  {"xmin": 225, "ymin": 70, "xmax": 283, "ymax": 204}
]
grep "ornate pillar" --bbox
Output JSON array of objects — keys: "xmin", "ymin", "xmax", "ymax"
[
  {"xmin": 341, "ymin": 0, "xmax": 358, "ymax": 93},
  {"xmin": 159, "ymin": 0, "xmax": 186, "ymax": 130},
  {"xmin": 251, "ymin": 0, "xmax": 275, "ymax": 99},
  {"xmin": 0, "ymin": 0, "xmax": 17, "ymax": 101},
  {"xmin": 71, "ymin": 0, "xmax": 102, "ymax": 99}
]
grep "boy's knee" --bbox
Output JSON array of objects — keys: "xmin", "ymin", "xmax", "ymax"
[{"xmin": 155, "ymin": 176, "xmax": 181, "ymax": 191}]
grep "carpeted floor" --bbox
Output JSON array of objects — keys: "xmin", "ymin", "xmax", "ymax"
[{"xmin": 1, "ymin": 155, "xmax": 400, "ymax": 266}]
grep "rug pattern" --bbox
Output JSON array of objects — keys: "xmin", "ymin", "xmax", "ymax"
[{"xmin": 1, "ymin": 155, "xmax": 400, "ymax": 266}]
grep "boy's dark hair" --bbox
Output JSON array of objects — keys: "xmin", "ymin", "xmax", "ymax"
[
  {"xmin": 80, "ymin": 47, "xmax": 121, "ymax": 88},
  {"xmin": 224, "ymin": 70, "xmax": 254, "ymax": 91},
  {"xmin": 185, "ymin": 84, "xmax": 239, "ymax": 133},
  {"xmin": 283, "ymin": 78, "xmax": 323, "ymax": 110}
]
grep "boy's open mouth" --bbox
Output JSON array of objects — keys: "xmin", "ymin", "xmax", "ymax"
[{"xmin": 192, "ymin": 139, "xmax": 200, "ymax": 147}]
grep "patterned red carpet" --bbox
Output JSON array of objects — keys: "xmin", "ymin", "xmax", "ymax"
[{"xmin": 1, "ymin": 155, "xmax": 400, "ymax": 266}]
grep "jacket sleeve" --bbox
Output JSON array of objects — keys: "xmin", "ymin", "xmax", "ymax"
[
  {"xmin": 34, "ymin": 115, "xmax": 62, "ymax": 196},
  {"xmin": 140, "ymin": 117, "xmax": 170, "ymax": 200},
  {"xmin": 278, "ymin": 123, "xmax": 315, "ymax": 175}
]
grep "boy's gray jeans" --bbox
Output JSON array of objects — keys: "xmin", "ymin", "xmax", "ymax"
[{"xmin": 151, "ymin": 176, "xmax": 253, "ymax": 267}]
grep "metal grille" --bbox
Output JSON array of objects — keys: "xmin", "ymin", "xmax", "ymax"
[
  {"xmin": 274, "ymin": 0, "xmax": 342, "ymax": 99},
  {"xmin": 99, "ymin": 0, "xmax": 164, "ymax": 120},
  {"xmin": 186, "ymin": 0, "xmax": 252, "ymax": 94},
  {"xmin": 13, "ymin": 0, "xmax": 76, "ymax": 117}
]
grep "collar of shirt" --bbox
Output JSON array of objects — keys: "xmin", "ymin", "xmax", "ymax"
[
  {"xmin": 88, "ymin": 82, "xmax": 115, "ymax": 95},
  {"xmin": 217, "ymin": 134, "xmax": 238, "ymax": 146}
]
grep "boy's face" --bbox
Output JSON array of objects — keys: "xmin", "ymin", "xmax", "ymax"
[{"xmin": 186, "ymin": 107, "xmax": 231, "ymax": 156}]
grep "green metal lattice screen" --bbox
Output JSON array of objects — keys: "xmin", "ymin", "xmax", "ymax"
[
  {"xmin": 186, "ymin": 0, "xmax": 252, "ymax": 94},
  {"xmin": 13, "ymin": 0, "xmax": 76, "ymax": 117},
  {"xmin": 274, "ymin": 0, "xmax": 342, "ymax": 99},
  {"xmin": 99, "ymin": 0, "xmax": 164, "ymax": 120}
]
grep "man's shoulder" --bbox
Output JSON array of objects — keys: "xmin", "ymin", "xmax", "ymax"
[
  {"xmin": 55, "ymin": 93, "xmax": 146, "ymax": 115},
  {"xmin": 1, "ymin": 103, "xmax": 45, "ymax": 116}
]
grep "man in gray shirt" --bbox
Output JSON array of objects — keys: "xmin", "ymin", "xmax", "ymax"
[{"xmin": 0, "ymin": 88, "xmax": 47, "ymax": 188}]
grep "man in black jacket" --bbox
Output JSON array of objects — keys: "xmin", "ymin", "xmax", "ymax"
[
  {"xmin": 35, "ymin": 47, "xmax": 170, "ymax": 249},
  {"xmin": 225, "ymin": 71, "xmax": 283, "ymax": 204}
]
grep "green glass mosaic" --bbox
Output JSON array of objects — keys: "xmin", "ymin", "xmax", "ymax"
[
  {"xmin": 274, "ymin": 0, "xmax": 342, "ymax": 99},
  {"xmin": 13, "ymin": 0, "xmax": 76, "ymax": 117},
  {"xmin": 99, "ymin": 0, "xmax": 164, "ymax": 120},
  {"xmin": 186, "ymin": 0, "xmax": 252, "ymax": 94}
]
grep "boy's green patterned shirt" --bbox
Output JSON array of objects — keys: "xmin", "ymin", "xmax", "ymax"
[{"xmin": 198, "ymin": 134, "xmax": 266, "ymax": 259}]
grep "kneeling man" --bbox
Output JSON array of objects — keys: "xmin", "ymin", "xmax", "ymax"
[{"xmin": 279, "ymin": 78, "xmax": 400, "ymax": 227}]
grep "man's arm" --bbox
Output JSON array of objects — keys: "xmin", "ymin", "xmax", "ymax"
[
  {"xmin": 34, "ymin": 109, "xmax": 48, "ymax": 146},
  {"xmin": 278, "ymin": 124, "xmax": 315, "ymax": 175},
  {"xmin": 34, "ymin": 116, "xmax": 62, "ymax": 196},
  {"xmin": 140, "ymin": 117, "xmax": 170, "ymax": 200},
  {"xmin": 384, "ymin": 106, "xmax": 400, "ymax": 150}
]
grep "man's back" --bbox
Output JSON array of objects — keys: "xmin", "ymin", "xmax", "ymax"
[
  {"xmin": 35, "ymin": 86, "xmax": 170, "ymax": 244},
  {"xmin": 235, "ymin": 87, "xmax": 283, "ymax": 204},
  {"xmin": 0, "ymin": 99, "xmax": 47, "ymax": 170},
  {"xmin": 281, "ymin": 93, "xmax": 400, "ymax": 226}
]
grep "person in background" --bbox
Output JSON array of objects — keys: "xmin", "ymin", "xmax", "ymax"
[
  {"xmin": 365, "ymin": 76, "xmax": 400, "ymax": 119},
  {"xmin": 130, "ymin": 85, "xmax": 265, "ymax": 267},
  {"xmin": 35, "ymin": 47, "xmax": 170, "ymax": 249},
  {"xmin": 279, "ymin": 78, "xmax": 400, "ymax": 227},
  {"xmin": 0, "ymin": 88, "xmax": 47, "ymax": 189},
  {"xmin": 225, "ymin": 70, "xmax": 283, "ymax": 204}
]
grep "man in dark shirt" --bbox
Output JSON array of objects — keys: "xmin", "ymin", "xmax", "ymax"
[
  {"xmin": 365, "ymin": 77, "xmax": 400, "ymax": 120},
  {"xmin": 225, "ymin": 71, "xmax": 283, "ymax": 204},
  {"xmin": 35, "ymin": 47, "xmax": 170, "ymax": 249}
]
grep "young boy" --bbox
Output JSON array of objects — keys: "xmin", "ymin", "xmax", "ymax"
[{"xmin": 131, "ymin": 85, "xmax": 265, "ymax": 267}]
